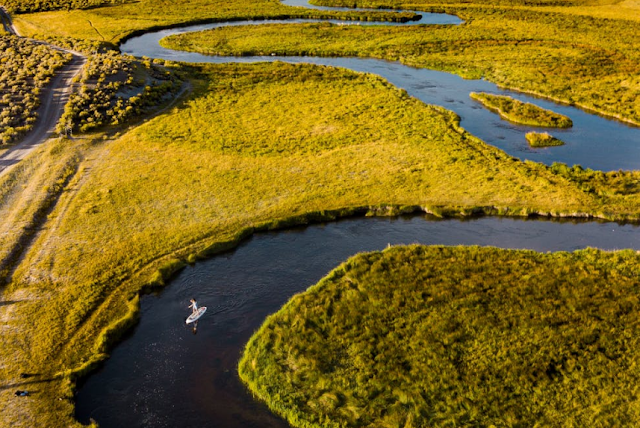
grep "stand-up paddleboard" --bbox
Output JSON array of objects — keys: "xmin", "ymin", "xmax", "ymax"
[{"xmin": 186, "ymin": 306, "xmax": 207, "ymax": 324}]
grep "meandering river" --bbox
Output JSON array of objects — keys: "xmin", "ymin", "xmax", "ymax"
[
  {"xmin": 120, "ymin": 1, "xmax": 640, "ymax": 172},
  {"xmin": 77, "ymin": 3, "xmax": 640, "ymax": 427}
]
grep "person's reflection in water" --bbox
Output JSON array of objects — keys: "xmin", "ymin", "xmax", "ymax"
[{"xmin": 192, "ymin": 320, "xmax": 198, "ymax": 335}]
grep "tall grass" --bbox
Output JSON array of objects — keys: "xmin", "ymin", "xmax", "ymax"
[{"xmin": 240, "ymin": 245, "xmax": 640, "ymax": 427}]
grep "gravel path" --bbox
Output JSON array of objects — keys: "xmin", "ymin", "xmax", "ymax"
[{"xmin": 0, "ymin": 7, "xmax": 87, "ymax": 177}]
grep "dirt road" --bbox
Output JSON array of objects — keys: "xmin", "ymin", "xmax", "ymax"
[{"xmin": 0, "ymin": 7, "xmax": 87, "ymax": 177}]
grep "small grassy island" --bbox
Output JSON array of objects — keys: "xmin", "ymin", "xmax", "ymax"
[
  {"xmin": 526, "ymin": 131, "xmax": 565, "ymax": 148},
  {"xmin": 470, "ymin": 92, "xmax": 573, "ymax": 128},
  {"xmin": 240, "ymin": 245, "xmax": 640, "ymax": 427}
]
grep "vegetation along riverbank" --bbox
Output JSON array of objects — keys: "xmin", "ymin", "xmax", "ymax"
[
  {"xmin": 1, "ymin": 61, "xmax": 640, "ymax": 426},
  {"xmin": 154, "ymin": 0, "xmax": 640, "ymax": 126},
  {"xmin": 240, "ymin": 244, "xmax": 640, "ymax": 427}
]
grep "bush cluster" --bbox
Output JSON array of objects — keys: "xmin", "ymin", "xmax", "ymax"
[
  {"xmin": 525, "ymin": 131, "xmax": 564, "ymax": 147},
  {"xmin": 0, "ymin": 35, "xmax": 71, "ymax": 145},
  {"xmin": 57, "ymin": 52, "xmax": 182, "ymax": 134}
]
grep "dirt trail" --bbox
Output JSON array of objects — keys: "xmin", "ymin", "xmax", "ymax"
[
  {"xmin": 0, "ymin": 6, "xmax": 15, "ymax": 34},
  {"xmin": 0, "ymin": 7, "xmax": 87, "ymax": 178}
]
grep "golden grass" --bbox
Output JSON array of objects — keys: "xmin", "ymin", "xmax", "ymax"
[
  {"xmin": 11, "ymin": 0, "xmax": 417, "ymax": 45},
  {"xmin": 1, "ymin": 1, "xmax": 639, "ymax": 426},
  {"xmin": 162, "ymin": 10, "xmax": 640, "ymax": 124}
]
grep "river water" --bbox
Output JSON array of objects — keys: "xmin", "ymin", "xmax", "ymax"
[{"xmin": 77, "ymin": 3, "xmax": 640, "ymax": 427}]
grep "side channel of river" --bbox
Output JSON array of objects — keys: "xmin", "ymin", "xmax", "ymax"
[{"xmin": 75, "ymin": 216, "xmax": 640, "ymax": 428}]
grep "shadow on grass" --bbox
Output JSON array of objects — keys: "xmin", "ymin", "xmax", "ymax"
[
  {"xmin": 0, "ymin": 300, "xmax": 22, "ymax": 307},
  {"xmin": 0, "ymin": 377, "xmax": 55, "ymax": 392}
]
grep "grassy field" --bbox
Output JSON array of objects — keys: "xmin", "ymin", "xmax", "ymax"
[
  {"xmin": 2, "ymin": 61, "xmax": 640, "ymax": 426},
  {"xmin": 470, "ymin": 92, "xmax": 573, "ymax": 128},
  {"xmin": 3, "ymin": 0, "xmax": 129, "ymax": 14},
  {"xmin": 240, "ymin": 244, "xmax": 640, "ymax": 427},
  {"xmin": 11, "ymin": 0, "xmax": 418, "ymax": 46}
]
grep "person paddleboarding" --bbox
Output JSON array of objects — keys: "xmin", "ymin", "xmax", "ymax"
[
  {"xmin": 186, "ymin": 298, "xmax": 207, "ymax": 325},
  {"xmin": 189, "ymin": 298, "xmax": 198, "ymax": 314}
]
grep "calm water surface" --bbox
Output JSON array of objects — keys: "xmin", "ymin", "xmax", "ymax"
[{"xmin": 75, "ymin": 216, "xmax": 640, "ymax": 427}]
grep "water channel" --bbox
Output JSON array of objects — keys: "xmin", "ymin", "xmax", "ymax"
[
  {"xmin": 77, "ymin": 3, "xmax": 640, "ymax": 427},
  {"xmin": 120, "ymin": 1, "xmax": 640, "ymax": 172}
]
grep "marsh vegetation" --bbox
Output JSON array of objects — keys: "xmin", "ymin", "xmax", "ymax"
[
  {"xmin": 470, "ymin": 92, "xmax": 572, "ymax": 128},
  {"xmin": 2, "ymin": 0, "xmax": 640, "ymax": 425},
  {"xmin": 156, "ymin": 0, "xmax": 640, "ymax": 126},
  {"xmin": 240, "ymin": 244, "xmax": 640, "ymax": 427},
  {"xmin": 2, "ymin": 58, "xmax": 640, "ymax": 425}
]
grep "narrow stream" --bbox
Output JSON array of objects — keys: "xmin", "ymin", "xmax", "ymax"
[{"xmin": 76, "ymin": 3, "xmax": 640, "ymax": 427}]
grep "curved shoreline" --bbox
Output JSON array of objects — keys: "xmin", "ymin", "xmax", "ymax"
[
  {"xmin": 73, "ymin": 3, "xmax": 640, "ymax": 425},
  {"xmin": 78, "ymin": 212, "xmax": 638, "ymax": 427}
]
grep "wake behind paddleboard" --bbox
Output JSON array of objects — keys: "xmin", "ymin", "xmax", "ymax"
[{"xmin": 186, "ymin": 306, "xmax": 207, "ymax": 324}]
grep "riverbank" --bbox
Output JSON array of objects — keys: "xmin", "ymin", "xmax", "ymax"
[
  {"xmin": 156, "ymin": 2, "xmax": 640, "ymax": 127},
  {"xmin": 1, "ymin": 0, "xmax": 640, "ymax": 425},
  {"xmin": 75, "ymin": 217, "xmax": 640, "ymax": 426}
]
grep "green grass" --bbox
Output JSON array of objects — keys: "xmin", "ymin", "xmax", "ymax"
[
  {"xmin": 1, "ymin": 62, "xmax": 640, "ymax": 426},
  {"xmin": 526, "ymin": 131, "xmax": 565, "ymax": 147},
  {"xmin": 240, "ymin": 244, "xmax": 640, "ymax": 427},
  {"xmin": 470, "ymin": 92, "xmax": 572, "ymax": 128}
]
